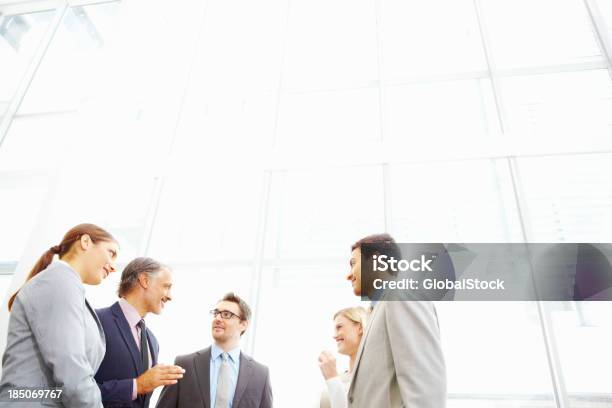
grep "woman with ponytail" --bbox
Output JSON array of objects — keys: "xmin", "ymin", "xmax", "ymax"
[{"xmin": 0, "ymin": 224, "xmax": 119, "ymax": 407}]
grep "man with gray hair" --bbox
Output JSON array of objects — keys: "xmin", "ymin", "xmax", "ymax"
[{"xmin": 95, "ymin": 257, "xmax": 185, "ymax": 408}]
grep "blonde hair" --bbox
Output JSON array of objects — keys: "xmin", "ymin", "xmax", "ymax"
[{"xmin": 333, "ymin": 306, "xmax": 368, "ymax": 328}]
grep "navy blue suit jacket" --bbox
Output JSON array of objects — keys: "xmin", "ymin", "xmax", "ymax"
[{"xmin": 95, "ymin": 301, "xmax": 159, "ymax": 408}]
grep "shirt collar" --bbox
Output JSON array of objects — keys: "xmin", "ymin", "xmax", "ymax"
[
  {"xmin": 211, "ymin": 343, "xmax": 240, "ymax": 363},
  {"xmin": 118, "ymin": 297, "xmax": 144, "ymax": 328}
]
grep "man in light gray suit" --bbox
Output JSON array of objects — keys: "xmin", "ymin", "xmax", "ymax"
[
  {"xmin": 156, "ymin": 293, "xmax": 272, "ymax": 408},
  {"xmin": 345, "ymin": 234, "xmax": 446, "ymax": 408}
]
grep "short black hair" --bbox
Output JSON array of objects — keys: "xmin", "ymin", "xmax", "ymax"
[
  {"xmin": 219, "ymin": 292, "xmax": 251, "ymax": 335},
  {"xmin": 352, "ymin": 233, "xmax": 402, "ymax": 260}
]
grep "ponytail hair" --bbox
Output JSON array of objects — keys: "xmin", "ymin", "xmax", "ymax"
[{"xmin": 8, "ymin": 223, "xmax": 116, "ymax": 311}]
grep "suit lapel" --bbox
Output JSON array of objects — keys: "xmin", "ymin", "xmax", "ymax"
[
  {"xmin": 146, "ymin": 330, "xmax": 158, "ymax": 366},
  {"xmin": 232, "ymin": 353, "xmax": 252, "ymax": 407},
  {"xmin": 193, "ymin": 347, "xmax": 211, "ymax": 408},
  {"xmin": 111, "ymin": 302, "xmax": 141, "ymax": 374},
  {"xmin": 348, "ymin": 302, "xmax": 382, "ymax": 394},
  {"xmin": 85, "ymin": 299, "xmax": 105, "ymax": 344}
]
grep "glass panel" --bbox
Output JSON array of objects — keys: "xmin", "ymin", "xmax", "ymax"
[
  {"xmin": 147, "ymin": 166, "xmax": 263, "ymax": 263},
  {"xmin": 0, "ymin": 3, "xmax": 169, "ymax": 172},
  {"xmin": 596, "ymin": 0, "xmax": 612, "ymax": 36},
  {"xmin": 283, "ymin": 0, "xmax": 378, "ymax": 90},
  {"xmin": 265, "ymin": 166, "xmax": 385, "ymax": 259},
  {"xmin": 0, "ymin": 275, "xmax": 13, "ymax": 301},
  {"xmin": 277, "ymin": 87, "xmax": 381, "ymax": 145},
  {"xmin": 439, "ymin": 302, "xmax": 556, "ymax": 407},
  {"xmin": 516, "ymin": 153, "xmax": 612, "ymax": 243},
  {"xmin": 381, "ymin": 0, "xmax": 487, "ymax": 79},
  {"xmin": 481, "ymin": 0, "xmax": 601, "ymax": 69},
  {"xmin": 254, "ymin": 266, "xmax": 359, "ymax": 408},
  {"xmin": 2, "ymin": 1, "xmax": 205, "ymax": 170},
  {"xmin": 1, "ymin": 169, "xmax": 156, "ymax": 315},
  {"xmin": 18, "ymin": 3, "xmax": 123, "ymax": 114},
  {"xmin": 190, "ymin": 0, "xmax": 285, "ymax": 95},
  {"xmin": 388, "ymin": 159, "xmax": 523, "ymax": 242},
  {"xmin": 0, "ymin": 114, "xmax": 79, "ymax": 171},
  {"xmin": 501, "ymin": 70, "xmax": 612, "ymax": 144},
  {"xmin": 543, "ymin": 302, "xmax": 612, "ymax": 406},
  {"xmin": 172, "ymin": 91, "xmax": 277, "ymax": 155},
  {"xmin": 28, "ymin": 170, "xmax": 157, "ymax": 262},
  {"xmin": 0, "ymin": 110, "xmax": 171, "ymax": 171},
  {"xmin": 386, "ymin": 79, "xmax": 499, "ymax": 149},
  {"xmin": 0, "ymin": 10, "xmax": 55, "ymax": 120},
  {"xmin": 0, "ymin": 175, "xmax": 48, "ymax": 263}
]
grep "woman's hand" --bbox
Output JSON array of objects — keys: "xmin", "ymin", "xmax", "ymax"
[{"xmin": 318, "ymin": 350, "xmax": 339, "ymax": 380}]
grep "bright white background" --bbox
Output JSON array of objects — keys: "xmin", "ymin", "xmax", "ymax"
[{"xmin": 1, "ymin": 0, "xmax": 612, "ymax": 406}]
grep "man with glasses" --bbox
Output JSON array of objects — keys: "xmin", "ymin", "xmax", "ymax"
[{"xmin": 156, "ymin": 293, "xmax": 273, "ymax": 408}]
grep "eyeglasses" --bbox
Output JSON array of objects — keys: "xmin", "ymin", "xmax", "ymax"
[{"xmin": 209, "ymin": 309, "xmax": 242, "ymax": 320}]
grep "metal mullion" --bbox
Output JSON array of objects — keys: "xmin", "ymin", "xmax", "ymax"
[
  {"xmin": 473, "ymin": 0, "xmax": 507, "ymax": 134},
  {"xmin": 507, "ymin": 157, "xmax": 569, "ymax": 408},
  {"xmin": 382, "ymin": 163, "xmax": 391, "ymax": 232},
  {"xmin": 137, "ymin": 0, "xmax": 211, "ymax": 261},
  {"xmin": 373, "ymin": 0, "xmax": 391, "ymax": 232},
  {"xmin": 140, "ymin": 176, "xmax": 166, "ymax": 256},
  {"xmin": 373, "ymin": 0, "xmax": 386, "ymax": 144},
  {"xmin": 140, "ymin": 0, "xmax": 210, "ymax": 256},
  {"xmin": 0, "ymin": 0, "xmax": 58, "ymax": 16},
  {"xmin": 0, "ymin": 167, "xmax": 58, "ymax": 364},
  {"xmin": 270, "ymin": 0, "xmax": 291, "ymax": 148},
  {"xmin": 66, "ymin": 0, "xmax": 118, "ymax": 7},
  {"xmin": 473, "ymin": 2, "xmax": 570, "ymax": 407},
  {"xmin": 245, "ymin": 170, "xmax": 272, "ymax": 356},
  {"xmin": 496, "ymin": 60, "xmax": 607, "ymax": 77},
  {"xmin": 268, "ymin": 149, "xmax": 612, "ymax": 173},
  {"xmin": 165, "ymin": 0, "xmax": 209, "ymax": 156},
  {"xmin": 277, "ymin": 60, "xmax": 607, "ymax": 97},
  {"xmin": 0, "ymin": 1, "xmax": 67, "ymax": 149},
  {"xmin": 583, "ymin": 0, "xmax": 612, "ymax": 79},
  {"xmin": 246, "ymin": 0, "xmax": 291, "ymax": 355},
  {"xmin": 0, "ymin": 0, "xmax": 116, "ymax": 15},
  {"xmin": 0, "ymin": 263, "xmax": 17, "ymax": 275}
]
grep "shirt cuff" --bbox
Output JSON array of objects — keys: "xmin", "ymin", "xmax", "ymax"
[
  {"xmin": 325, "ymin": 376, "xmax": 342, "ymax": 386},
  {"xmin": 132, "ymin": 379, "xmax": 138, "ymax": 400},
  {"xmin": 326, "ymin": 376, "xmax": 347, "ymax": 408}
]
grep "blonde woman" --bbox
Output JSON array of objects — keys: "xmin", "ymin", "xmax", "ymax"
[{"xmin": 318, "ymin": 306, "xmax": 368, "ymax": 408}]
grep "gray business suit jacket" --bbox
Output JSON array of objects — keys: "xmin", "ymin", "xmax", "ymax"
[
  {"xmin": 156, "ymin": 347, "xmax": 272, "ymax": 408},
  {"xmin": 347, "ymin": 298, "xmax": 446, "ymax": 408},
  {"xmin": 0, "ymin": 262, "xmax": 106, "ymax": 407}
]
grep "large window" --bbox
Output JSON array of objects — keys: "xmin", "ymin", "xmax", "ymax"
[
  {"xmin": 0, "ymin": 9, "xmax": 56, "ymax": 121},
  {"xmin": 1, "ymin": 1, "xmax": 611, "ymax": 407}
]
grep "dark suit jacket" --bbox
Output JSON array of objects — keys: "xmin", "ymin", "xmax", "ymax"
[
  {"xmin": 95, "ymin": 301, "xmax": 160, "ymax": 408},
  {"xmin": 155, "ymin": 347, "xmax": 272, "ymax": 408}
]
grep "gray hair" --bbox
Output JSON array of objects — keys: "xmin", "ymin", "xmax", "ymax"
[{"xmin": 118, "ymin": 257, "xmax": 169, "ymax": 297}]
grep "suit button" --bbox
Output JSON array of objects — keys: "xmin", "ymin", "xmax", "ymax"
[{"xmin": 349, "ymin": 396, "xmax": 353, "ymax": 403}]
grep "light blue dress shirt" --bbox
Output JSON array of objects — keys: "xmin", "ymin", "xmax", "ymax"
[{"xmin": 210, "ymin": 344, "xmax": 241, "ymax": 408}]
